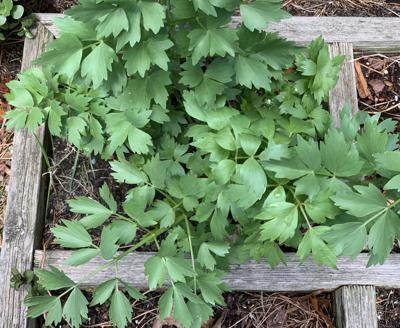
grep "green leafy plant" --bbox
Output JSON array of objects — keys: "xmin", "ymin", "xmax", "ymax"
[
  {"xmin": 0, "ymin": 0, "xmax": 33, "ymax": 40},
  {"xmin": 6, "ymin": 0, "xmax": 400, "ymax": 327}
]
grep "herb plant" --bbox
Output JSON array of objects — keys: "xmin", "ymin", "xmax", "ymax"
[
  {"xmin": 0, "ymin": 0, "xmax": 33, "ymax": 40},
  {"xmin": 5, "ymin": 0, "xmax": 400, "ymax": 327}
]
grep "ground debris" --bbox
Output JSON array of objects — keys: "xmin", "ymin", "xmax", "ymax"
[
  {"xmin": 284, "ymin": 0, "xmax": 400, "ymax": 17},
  {"xmin": 356, "ymin": 54, "xmax": 400, "ymax": 121},
  {"xmin": 49, "ymin": 291, "xmax": 333, "ymax": 328},
  {"xmin": 377, "ymin": 288, "xmax": 400, "ymax": 328}
]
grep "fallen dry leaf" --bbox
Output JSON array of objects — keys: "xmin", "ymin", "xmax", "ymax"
[
  {"xmin": 368, "ymin": 57, "xmax": 386, "ymax": 71},
  {"xmin": 355, "ymin": 61, "xmax": 372, "ymax": 99},
  {"xmin": 368, "ymin": 79, "xmax": 386, "ymax": 93}
]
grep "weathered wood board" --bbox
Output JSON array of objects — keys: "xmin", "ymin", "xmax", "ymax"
[
  {"xmin": 0, "ymin": 23, "xmax": 53, "ymax": 328},
  {"xmin": 37, "ymin": 13, "xmax": 400, "ymax": 52},
  {"xmin": 328, "ymin": 42, "xmax": 359, "ymax": 126},
  {"xmin": 334, "ymin": 286, "xmax": 378, "ymax": 328},
  {"xmin": 35, "ymin": 250, "xmax": 400, "ymax": 292}
]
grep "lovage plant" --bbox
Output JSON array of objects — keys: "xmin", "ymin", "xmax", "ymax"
[{"xmin": 5, "ymin": 0, "xmax": 400, "ymax": 327}]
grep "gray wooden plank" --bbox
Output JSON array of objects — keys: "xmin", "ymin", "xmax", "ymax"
[
  {"xmin": 327, "ymin": 44, "xmax": 376, "ymax": 328},
  {"xmin": 37, "ymin": 13, "xmax": 400, "ymax": 51},
  {"xmin": 328, "ymin": 42, "xmax": 359, "ymax": 127},
  {"xmin": 334, "ymin": 286, "xmax": 378, "ymax": 328},
  {"xmin": 34, "ymin": 250, "xmax": 400, "ymax": 292},
  {"xmin": 0, "ymin": 23, "xmax": 54, "ymax": 328}
]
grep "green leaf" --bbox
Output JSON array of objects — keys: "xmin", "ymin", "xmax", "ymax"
[
  {"xmin": 297, "ymin": 229, "xmax": 337, "ymax": 268},
  {"xmin": 90, "ymin": 279, "xmax": 116, "ymax": 306},
  {"xmin": 124, "ymin": 70, "xmax": 171, "ymax": 109},
  {"xmin": 47, "ymin": 100, "xmax": 66, "ymax": 136},
  {"xmin": 238, "ymin": 157, "xmax": 267, "ymax": 198},
  {"xmin": 212, "ymin": 159, "xmax": 236, "ymax": 185},
  {"xmin": 12, "ymin": 5, "xmax": 24, "ymax": 19},
  {"xmin": 235, "ymin": 55, "xmax": 271, "ymax": 90},
  {"xmin": 99, "ymin": 183, "xmax": 117, "ymax": 212},
  {"xmin": 63, "ymin": 287, "xmax": 89, "ymax": 328},
  {"xmin": 323, "ymin": 222, "xmax": 367, "ymax": 258},
  {"xmin": 164, "ymin": 257, "xmax": 195, "ymax": 282},
  {"xmin": 81, "ymin": 42, "xmax": 117, "ymax": 89},
  {"xmin": 110, "ymin": 220, "xmax": 137, "ymax": 245},
  {"xmin": 384, "ymin": 174, "xmax": 400, "ymax": 191},
  {"xmin": 197, "ymin": 242, "xmax": 230, "ymax": 270},
  {"xmin": 35, "ymin": 266, "xmax": 75, "ymax": 291},
  {"xmin": 65, "ymin": 248, "xmax": 100, "ymax": 266},
  {"xmin": 109, "ymin": 289, "xmax": 132, "ymax": 328},
  {"xmin": 110, "ymin": 160, "xmax": 148, "ymax": 184},
  {"xmin": 257, "ymin": 202, "xmax": 298, "ymax": 243},
  {"xmin": 66, "ymin": 116, "xmax": 86, "ymax": 147},
  {"xmin": 188, "ymin": 28, "xmax": 238, "ymax": 64},
  {"xmin": 68, "ymin": 196, "xmax": 113, "ymax": 229},
  {"xmin": 304, "ymin": 191, "xmax": 339, "ymax": 223},
  {"xmin": 51, "ymin": 220, "xmax": 92, "ymax": 249},
  {"xmin": 26, "ymin": 296, "xmax": 62, "ymax": 325},
  {"xmin": 173, "ymin": 284, "xmax": 193, "ymax": 327},
  {"xmin": 375, "ymin": 151, "xmax": 400, "ymax": 172},
  {"xmin": 240, "ymin": 0, "xmax": 289, "ymax": 31},
  {"xmin": 35, "ymin": 34, "xmax": 83, "ymax": 78},
  {"xmin": 122, "ymin": 280, "xmax": 145, "ymax": 300},
  {"xmin": 25, "ymin": 107, "xmax": 44, "ymax": 132},
  {"xmin": 159, "ymin": 287, "xmax": 174, "ymax": 319},
  {"xmin": 127, "ymin": 126, "xmax": 153, "ymax": 154},
  {"xmin": 140, "ymin": 1, "xmax": 166, "ymax": 33},
  {"xmin": 331, "ymin": 184, "xmax": 387, "ymax": 218},
  {"xmin": 147, "ymin": 201, "xmax": 176, "ymax": 228},
  {"xmin": 6, "ymin": 87, "xmax": 33, "ymax": 108},
  {"xmin": 100, "ymin": 226, "xmax": 119, "ymax": 260},
  {"xmin": 96, "ymin": 8, "xmax": 129, "ymax": 38},
  {"xmin": 368, "ymin": 210, "xmax": 399, "ymax": 265},
  {"xmin": 321, "ymin": 129, "xmax": 364, "ymax": 177},
  {"xmin": 197, "ymin": 272, "xmax": 226, "ymax": 305},
  {"xmin": 123, "ymin": 37, "xmax": 173, "ymax": 77},
  {"xmin": 144, "ymin": 256, "xmax": 167, "ymax": 289}
]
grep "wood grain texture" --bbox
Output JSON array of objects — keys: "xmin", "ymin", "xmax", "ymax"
[
  {"xmin": 334, "ymin": 286, "xmax": 378, "ymax": 328},
  {"xmin": 35, "ymin": 250, "xmax": 400, "ymax": 292},
  {"xmin": 328, "ymin": 44, "xmax": 374, "ymax": 328},
  {"xmin": 0, "ymin": 23, "xmax": 53, "ymax": 328},
  {"xmin": 328, "ymin": 43, "xmax": 359, "ymax": 126},
  {"xmin": 37, "ymin": 13, "xmax": 400, "ymax": 51}
]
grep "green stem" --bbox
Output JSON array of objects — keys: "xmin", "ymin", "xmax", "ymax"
[
  {"xmin": 185, "ymin": 218, "xmax": 197, "ymax": 293},
  {"xmin": 288, "ymin": 187, "xmax": 313, "ymax": 230},
  {"xmin": 361, "ymin": 198, "xmax": 400, "ymax": 228},
  {"xmin": 68, "ymin": 149, "xmax": 80, "ymax": 192},
  {"xmin": 55, "ymin": 215, "xmax": 186, "ymax": 299}
]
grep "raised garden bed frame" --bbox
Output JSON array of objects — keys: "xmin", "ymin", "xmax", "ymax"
[{"xmin": 2, "ymin": 13, "xmax": 400, "ymax": 328}]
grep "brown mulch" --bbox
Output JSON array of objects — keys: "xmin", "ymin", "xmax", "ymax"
[
  {"xmin": 377, "ymin": 289, "xmax": 400, "ymax": 328},
  {"xmin": 355, "ymin": 54, "xmax": 400, "ymax": 122},
  {"xmin": 284, "ymin": 0, "xmax": 400, "ymax": 17},
  {"xmin": 46, "ymin": 291, "xmax": 334, "ymax": 328}
]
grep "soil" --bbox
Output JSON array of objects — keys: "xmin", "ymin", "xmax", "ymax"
[
  {"xmin": 377, "ymin": 289, "xmax": 400, "ymax": 328},
  {"xmin": 43, "ymin": 138, "xmax": 158, "ymax": 252},
  {"xmin": 355, "ymin": 54, "xmax": 400, "ymax": 123},
  {"xmin": 44, "ymin": 139, "xmax": 125, "ymax": 248},
  {"xmin": 43, "ymin": 291, "xmax": 334, "ymax": 328}
]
